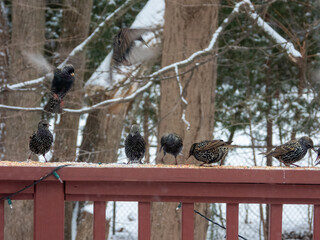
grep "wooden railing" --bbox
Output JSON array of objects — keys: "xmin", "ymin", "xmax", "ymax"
[{"xmin": 0, "ymin": 164, "xmax": 320, "ymax": 240}]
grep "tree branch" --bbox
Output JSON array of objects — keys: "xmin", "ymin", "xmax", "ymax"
[{"xmin": 2, "ymin": 0, "xmax": 141, "ymax": 91}]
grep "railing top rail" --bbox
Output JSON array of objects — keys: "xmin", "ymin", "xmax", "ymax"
[{"xmin": 0, "ymin": 161, "xmax": 320, "ymax": 185}]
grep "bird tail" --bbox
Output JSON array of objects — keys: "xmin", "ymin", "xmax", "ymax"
[{"xmin": 44, "ymin": 95, "xmax": 62, "ymax": 113}]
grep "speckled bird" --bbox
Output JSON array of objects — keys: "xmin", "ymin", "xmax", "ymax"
[
  {"xmin": 112, "ymin": 28, "xmax": 150, "ymax": 66},
  {"xmin": 44, "ymin": 64, "xmax": 75, "ymax": 113},
  {"xmin": 187, "ymin": 140, "xmax": 235, "ymax": 166},
  {"xmin": 125, "ymin": 125, "xmax": 146, "ymax": 164},
  {"xmin": 29, "ymin": 120, "xmax": 53, "ymax": 162},
  {"xmin": 159, "ymin": 133, "xmax": 183, "ymax": 165},
  {"xmin": 260, "ymin": 136, "xmax": 315, "ymax": 167},
  {"xmin": 314, "ymin": 148, "xmax": 320, "ymax": 166}
]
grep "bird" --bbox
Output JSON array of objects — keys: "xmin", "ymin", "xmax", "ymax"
[
  {"xmin": 187, "ymin": 140, "xmax": 235, "ymax": 166},
  {"xmin": 112, "ymin": 28, "xmax": 152, "ymax": 66},
  {"xmin": 259, "ymin": 136, "xmax": 315, "ymax": 167},
  {"xmin": 44, "ymin": 64, "xmax": 75, "ymax": 113},
  {"xmin": 314, "ymin": 148, "xmax": 320, "ymax": 166},
  {"xmin": 159, "ymin": 133, "xmax": 183, "ymax": 165},
  {"xmin": 29, "ymin": 120, "xmax": 53, "ymax": 162},
  {"xmin": 125, "ymin": 125, "xmax": 146, "ymax": 164}
]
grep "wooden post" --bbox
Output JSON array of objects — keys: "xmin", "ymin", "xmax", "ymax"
[
  {"xmin": 314, "ymin": 205, "xmax": 320, "ymax": 239},
  {"xmin": 93, "ymin": 201, "xmax": 106, "ymax": 240},
  {"xmin": 0, "ymin": 200, "xmax": 3, "ymax": 240},
  {"xmin": 34, "ymin": 182, "xmax": 64, "ymax": 240},
  {"xmin": 268, "ymin": 204, "xmax": 283, "ymax": 240},
  {"xmin": 182, "ymin": 202, "xmax": 194, "ymax": 240},
  {"xmin": 139, "ymin": 202, "xmax": 151, "ymax": 240},
  {"xmin": 226, "ymin": 203, "xmax": 239, "ymax": 239}
]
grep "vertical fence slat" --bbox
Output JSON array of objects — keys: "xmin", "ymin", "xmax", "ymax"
[
  {"xmin": 138, "ymin": 202, "xmax": 151, "ymax": 240},
  {"xmin": 226, "ymin": 203, "xmax": 239, "ymax": 240},
  {"xmin": 268, "ymin": 204, "xmax": 282, "ymax": 240},
  {"xmin": 0, "ymin": 200, "xmax": 3, "ymax": 240},
  {"xmin": 93, "ymin": 201, "xmax": 106, "ymax": 240},
  {"xmin": 314, "ymin": 205, "xmax": 320, "ymax": 239},
  {"xmin": 34, "ymin": 181, "xmax": 64, "ymax": 240},
  {"xmin": 182, "ymin": 202, "xmax": 194, "ymax": 240}
]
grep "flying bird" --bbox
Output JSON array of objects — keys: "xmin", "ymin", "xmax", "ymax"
[
  {"xmin": 112, "ymin": 28, "xmax": 157, "ymax": 66},
  {"xmin": 44, "ymin": 65, "xmax": 75, "ymax": 113},
  {"xmin": 159, "ymin": 133, "xmax": 183, "ymax": 165},
  {"xmin": 260, "ymin": 136, "xmax": 315, "ymax": 167},
  {"xmin": 187, "ymin": 140, "xmax": 236, "ymax": 166},
  {"xmin": 125, "ymin": 125, "xmax": 146, "ymax": 164},
  {"xmin": 29, "ymin": 120, "xmax": 53, "ymax": 162}
]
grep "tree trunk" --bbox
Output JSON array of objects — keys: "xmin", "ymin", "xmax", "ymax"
[
  {"xmin": 151, "ymin": 0, "xmax": 218, "ymax": 239},
  {"xmin": 52, "ymin": 0, "xmax": 93, "ymax": 163},
  {"xmin": 0, "ymin": 0, "xmax": 10, "ymax": 156},
  {"xmin": 51, "ymin": 1, "xmax": 93, "ymax": 239},
  {"xmin": 3, "ymin": 0, "xmax": 45, "ymax": 239}
]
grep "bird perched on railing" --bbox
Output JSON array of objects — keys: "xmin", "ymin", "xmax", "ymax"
[
  {"xmin": 125, "ymin": 125, "xmax": 146, "ymax": 164},
  {"xmin": 112, "ymin": 28, "xmax": 158, "ymax": 66},
  {"xmin": 29, "ymin": 120, "xmax": 53, "ymax": 162},
  {"xmin": 260, "ymin": 136, "xmax": 315, "ymax": 167},
  {"xmin": 159, "ymin": 133, "xmax": 183, "ymax": 165},
  {"xmin": 187, "ymin": 140, "xmax": 236, "ymax": 166},
  {"xmin": 44, "ymin": 65, "xmax": 75, "ymax": 113}
]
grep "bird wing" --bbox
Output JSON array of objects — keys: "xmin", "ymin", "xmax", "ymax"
[
  {"xmin": 51, "ymin": 68, "xmax": 63, "ymax": 93},
  {"xmin": 196, "ymin": 140, "xmax": 229, "ymax": 151},
  {"xmin": 267, "ymin": 140, "xmax": 298, "ymax": 157}
]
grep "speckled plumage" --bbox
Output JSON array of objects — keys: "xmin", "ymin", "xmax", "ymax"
[
  {"xmin": 29, "ymin": 120, "xmax": 53, "ymax": 162},
  {"xmin": 188, "ymin": 140, "xmax": 235, "ymax": 166},
  {"xmin": 125, "ymin": 125, "xmax": 146, "ymax": 164},
  {"xmin": 159, "ymin": 133, "xmax": 183, "ymax": 165},
  {"xmin": 44, "ymin": 65, "xmax": 75, "ymax": 113},
  {"xmin": 112, "ymin": 28, "xmax": 149, "ymax": 66},
  {"xmin": 260, "ymin": 136, "xmax": 314, "ymax": 167}
]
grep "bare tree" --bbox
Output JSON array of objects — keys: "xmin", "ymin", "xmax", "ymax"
[{"xmin": 151, "ymin": 0, "xmax": 219, "ymax": 239}]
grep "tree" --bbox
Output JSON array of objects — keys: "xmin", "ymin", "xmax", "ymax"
[
  {"xmin": 151, "ymin": 0, "xmax": 219, "ymax": 239},
  {"xmin": 2, "ymin": 0, "xmax": 45, "ymax": 238}
]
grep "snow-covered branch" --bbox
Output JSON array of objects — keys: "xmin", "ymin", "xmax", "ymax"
[
  {"xmin": 0, "ymin": 0, "xmax": 303, "ymax": 114},
  {"xmin": 244, "ymin": 0, "xmax": 301, "ymax": 63},
  {"xmin": 3, "ymin": 0, "xmax": 141, "ymax": 91}
]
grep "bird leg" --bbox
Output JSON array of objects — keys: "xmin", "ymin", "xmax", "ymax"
[
  {"xmin": 28, "ymin": 152, "xmax": 33, "ymax": 160},
  {"xmin": 43, "ymin": 154, "xmax": 48, "ymax": 162},
  {"xmin": 175, "ymin": 157, "xmax": 178, "ymax": 165},
  {"xmin": 53, "ymin": 93, "xmax": 59, "ymax": 100},
  {"xmin": 60, "ymin": 99, "xmax": 65, "ymax": 108},
  {"xmin": 289, "ymin": 162, "xmax": 301, "ymax": 167}
]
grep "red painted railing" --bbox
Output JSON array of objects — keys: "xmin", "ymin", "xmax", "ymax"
[{"xmin": 0, "ymin": 164, "xmax": 320, "ymax": 240}]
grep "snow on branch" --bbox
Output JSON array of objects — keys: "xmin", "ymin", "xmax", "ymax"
[
  {"xmin": 244, "ymin": 0, "xmax": 302, "ymax": 63},
  {"xmin": 0, "ymin": 0, "xmax": 303, "ymax": 114},
  {"xmin": 3, "ymin": 0, "xmax": 141, "ymax": 91},
  {"xmin": 175, "ymin": 66, "xmax": 190, "ymax": 131}
]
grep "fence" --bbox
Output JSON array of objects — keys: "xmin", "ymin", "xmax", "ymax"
[{"xmin": 0, "ymin": 164, "xmax": 320, "ymax": 240}]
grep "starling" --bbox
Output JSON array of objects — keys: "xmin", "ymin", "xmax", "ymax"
[
  {"xmin": 159, "ymin": 133, "xmax": 183, "ymax": 165},
  {"xmin": 187, "ymin": 140, "xmax": 235, "ymax": 166},
  {"xmin": 29, "ymin": 120, "xmax": 53, "ymax": 162},
  {"xmin": 44, "ymin": 64, "xmax": 75, "ymax": 113},
  {"xmin": 112, "ymin": 28, "xmax": 151, "ymax": 66},
  {"xmin": 314, "ymin": 148, "xmax": 320, "ymax": 166},
  {"xmin": 125, "ymin": 125, "xmax": 146, "ymax": 164},
  {"xmin": 260, "ymin": 136, "xmax": 315, "ymax": 167}
]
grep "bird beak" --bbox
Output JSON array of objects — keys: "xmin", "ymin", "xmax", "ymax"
[{"xmin": 71, "ymin": 73, "xmax": 75, "ymax": 76}]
